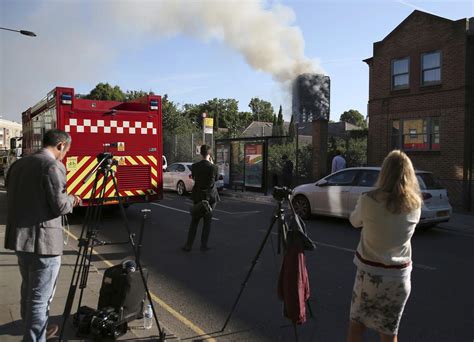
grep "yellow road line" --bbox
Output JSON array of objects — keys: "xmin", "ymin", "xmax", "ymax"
[{"xmin": 63, "ymin": 229, "xmax": 216, "ymax": 341}]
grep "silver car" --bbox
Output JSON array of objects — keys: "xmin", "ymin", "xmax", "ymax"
[{"xmin": 291, "ymin": 167, "xmax": 452, "ymax": 227}]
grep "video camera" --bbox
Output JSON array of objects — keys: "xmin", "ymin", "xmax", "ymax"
[{"xmin": 272, "ymin": 186, "xmax": 293, "ymax": 202}]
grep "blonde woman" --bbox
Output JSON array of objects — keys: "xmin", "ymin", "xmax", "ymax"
[{"xmin": 347, "ymin": 150, "xmax": 422, "ymax": 342}]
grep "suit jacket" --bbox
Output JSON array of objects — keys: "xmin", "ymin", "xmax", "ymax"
[
  {"xmin": 4, "ymin": 149, "xmax": 75, "ymax": 255},
  {"xmin": 190, "ymin": 159, "xmax": 219, "ymax": 204}
]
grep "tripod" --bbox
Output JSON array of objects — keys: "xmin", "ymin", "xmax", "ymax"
[
  {"xmin": 59, "ymin": 154, "xmax": 166, "ymax": 341},
  {"xmin": 221, "ymin": 196, "xmax": 289, "ymax": 332}
]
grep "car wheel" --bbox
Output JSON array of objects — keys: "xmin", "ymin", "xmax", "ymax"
[
  {"xmin": 177, "ymin": 181, "xmax": 187, "ymax": 196},
  {"xmin": 292, "ymin": 195, "xmax": 311, "ymax": 219}
]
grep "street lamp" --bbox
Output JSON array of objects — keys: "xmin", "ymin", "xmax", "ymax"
[{"xmin": 0, "ymin": 27, "xmax": 37, "ymax": 37}]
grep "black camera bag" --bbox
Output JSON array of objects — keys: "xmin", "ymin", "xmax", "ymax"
[{"xmin": 98, "ymin": 263, "xmax": 148, "ymax": 324}]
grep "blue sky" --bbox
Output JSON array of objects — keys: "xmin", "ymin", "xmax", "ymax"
[{"xmin": 1, "ymin": 0, "xmax": 473, "ymax": 122}]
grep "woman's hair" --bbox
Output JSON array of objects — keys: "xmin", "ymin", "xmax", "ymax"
[{"xmin": 369, "ymin": 150, "xmax": 422, "ymax": 214}]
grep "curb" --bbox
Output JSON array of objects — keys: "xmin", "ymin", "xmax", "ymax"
[{"xmin": 219, "ymin": 190, "xmax": 275, "ymax": 204}]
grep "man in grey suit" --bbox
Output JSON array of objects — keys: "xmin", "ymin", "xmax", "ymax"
[{"xmin": 5, "ymin": 129, "xmax": 80, "ymax": 342}]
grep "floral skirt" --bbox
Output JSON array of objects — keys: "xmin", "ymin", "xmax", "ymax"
[{"xmin": 350, "ymin": 268, "xmax": 411, "ymax": 335}]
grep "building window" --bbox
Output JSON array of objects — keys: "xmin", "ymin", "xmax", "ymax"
[
  {"xmin": 421, "ymin": 51, "xmax": 441, "ymax": 85},
  {"xmin": 391, "ymin": 118, "xmax": 440, "ymax": 151},
  {"xmin": 392, "ymin": 57, "xmax": 410, "ymax": 90}
]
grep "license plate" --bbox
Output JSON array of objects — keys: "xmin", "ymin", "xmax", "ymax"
[{"xmin": 437, "ymin": 210, "xmax": 449, "ymax": 217}]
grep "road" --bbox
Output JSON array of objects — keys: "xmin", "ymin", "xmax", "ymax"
[{"xmin": 64, "ymin": 192, "xmax": 473, "ymax": 341}]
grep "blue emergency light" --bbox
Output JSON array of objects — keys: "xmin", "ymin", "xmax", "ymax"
[
  {"xmin": 150, "ymin": 99, "xmax": 158, "ymax": 110},
  {"xmin": 61, "ymin": 94, "xmax": 72, "ymax": 105}
]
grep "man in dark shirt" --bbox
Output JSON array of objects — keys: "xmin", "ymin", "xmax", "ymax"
[{"xmin": 182, "ymin": 145, "xmax": 219, "ymax": 252}]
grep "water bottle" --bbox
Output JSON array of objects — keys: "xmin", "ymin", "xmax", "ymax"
[{"xmin": 143, "ymin": 304, "xmax": 153, "ymax": 329}]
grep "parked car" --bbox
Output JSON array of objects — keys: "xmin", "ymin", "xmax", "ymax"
[
  {"xmin": 163, "ymin": 162, "xmax": 194, "ymax": 196},
  {"xmin": 291, "ymin": 167, "xmax": 452, "ymax": 228},
  {"xmin": 163, "ymin": 162, "xmax": 224, "ymax": 196}
]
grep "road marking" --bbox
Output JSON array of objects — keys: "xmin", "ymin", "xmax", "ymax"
[
  {"xmin": 315, "ymin": 241, "xmax": 356, "ymax": 253},
  {"xmin": 214, "ymin": 209, "xmax": 260, "ymax": 215},
  {"xmin": 314, "ymin": 241, "xmax": 436, "ymax": 271},
  {"xmin": 151, "ymin": 203, "xmax": 219, "ymax": 221},
  {"xmin": 258, "ymin": 230, "xmax": 436, "ymax": 271},
  {"xmin": 63, "ymin": 229, "xmax": 217, "ymax": 342}
]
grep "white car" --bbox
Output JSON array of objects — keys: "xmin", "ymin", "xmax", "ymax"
[
  {"xmin": 163, "ymin": 162, "xmax": 194, "ymax": 196},
  {"xmin": 291, "ymin": 167, "xmax": 452, "ymax": 228},
  {"xmin": 163, "ymin": 162, "xmax": 224, "ymax": 196}
]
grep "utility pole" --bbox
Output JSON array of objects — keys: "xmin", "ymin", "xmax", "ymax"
[{"xmin": 202, "ymin": 112, "xmax": 207, "ymax": 146}]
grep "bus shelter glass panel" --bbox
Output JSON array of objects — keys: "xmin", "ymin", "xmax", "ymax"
[
  {"xmin": 216, "ymin": 143, "xmax": 230, "ymax": 186},
  {"xmin": 230, "ymin": 141, "xmax": 244, "ymax": 186},
  {"xmin": 244, "ymin": 143, "xmax": 263, "ymax": 188}
]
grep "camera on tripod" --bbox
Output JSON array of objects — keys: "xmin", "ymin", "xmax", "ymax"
[
  {"xmin": 272, "ymin": 186, "xmax": 293, "ymax": 202},
  {"xmin": 97, "ymin": 152, "xmax": 117, "ymax": 168}
]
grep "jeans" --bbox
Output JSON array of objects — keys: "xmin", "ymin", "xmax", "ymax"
[
  {"xmin": 185, "ymin": 203, "xmax": 216, "ymax": 248},
  {"xmin": 17, "ymin": 252, "xmax": 61, "ymax": 342}
]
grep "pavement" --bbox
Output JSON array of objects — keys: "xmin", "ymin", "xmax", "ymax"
[{"xmin": 0, "ymin": 207, "xmax": 165, "ymax": 341}]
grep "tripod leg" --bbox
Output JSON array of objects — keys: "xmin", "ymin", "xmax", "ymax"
[
  {"xmin": 59, "ymin": 170, "xmax": 103, "ymax": 341},
  {"xmin": 221, "ymin": 213, "xmax": 279, "ymax": 332},
  {"xmin": 109, "ymin": 170, "xmax": 167, "ymax": 341},
  {"xmin": 75, "ymin": 169, "xmax": 109, "ymax": 316}
]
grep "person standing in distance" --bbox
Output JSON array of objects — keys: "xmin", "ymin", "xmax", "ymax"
[
  {"xmin": 182, "ymin": 144, "xmax": 219, "ymax": 252},
  {"xmin": 281, "ymin": 155, "xmax": 294, "ymax": 188},
  {"xmin": 331, "ymin": 149, "xmax": 346, "ymax": 173},
  {"xmin": 5, "ymin": 129, "xmax": 80, "ymax": 342}
]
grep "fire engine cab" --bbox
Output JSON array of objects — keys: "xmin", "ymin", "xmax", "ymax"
[{"xmin": 21, "ymin": 87, "xmax": 163, "ymax": 205}]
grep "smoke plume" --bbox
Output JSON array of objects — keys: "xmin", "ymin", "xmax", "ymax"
[
  {"xmin": 111, "ymin": 0, "xmax": 323, "ymax": 83},
  {"xmin": 1, "ymin": 0, "xmax": 322, "ymax": 120}
]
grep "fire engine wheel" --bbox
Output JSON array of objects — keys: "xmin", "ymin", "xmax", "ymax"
[
  {"xmin": 292, "ymin": 195, "xmax": 311, "ymax": 220},
  {"xmin": 177, "ymin": 181, "xmax": 187, "ymax": 196}
]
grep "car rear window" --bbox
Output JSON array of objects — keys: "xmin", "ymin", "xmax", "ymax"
[
  {"xmin": 416, "ymin": 173, "xmax": 444, "ymax": 190},
  {"xmin": 186, "ymin": 165, "xmax": 192, "ymax": 171}
]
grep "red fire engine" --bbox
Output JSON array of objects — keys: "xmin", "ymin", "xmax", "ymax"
[{"xmin": 21, "ymin": 86, "xmax": 163, "ymax": 205}]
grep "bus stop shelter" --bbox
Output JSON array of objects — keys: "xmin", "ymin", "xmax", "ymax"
[{"xmin": 214, "ymin": 136, "xmax": 291, "ymax": 196}]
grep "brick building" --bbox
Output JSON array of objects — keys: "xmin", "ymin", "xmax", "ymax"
[{"xmin": 364, "ymin": 10, "xmax": 474, "ymax": 210}]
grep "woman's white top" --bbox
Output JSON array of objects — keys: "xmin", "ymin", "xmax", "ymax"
[{"xmin": 350, "ymin": 193, "xmax": 421, "ymax": 268}]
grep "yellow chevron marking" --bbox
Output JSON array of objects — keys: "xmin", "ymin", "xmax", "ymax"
[
  {"xmin": 148, "ymin": 156, "xmax": 157, "ymax": 165},
  {"xmin": 68, "ymin": 160, "xmax": 97, "ymax": 195},
  {"xmin": 67, "ymin": 158, "xmax": 97, "ymax": 193},
  {"xmin": 136, "ymin": 156, "xmax": 149, "ymax": 165},
  {"xmin": 75, "ymin": 172, "xmax": 101, "ymax": 198},
  {"xmin": 104, "ymin": 179, "xmax": 115, "ymax": 197},
  {"xmin": 125, "ymin": 191, "xmax": 134, "ymax": 197},
  {"xmin": 152, "ymin": 179, "xmax": 158, "ymax": 187},
  {"xmin": 151, "ymin": 167, "xmax": 158, "ymax": 178},
  {"xmin": 125, "ymin": 156, "xmax": 138, "ymax": 165},
  {"xmin": 136, "ymin": 190, "xmax": 145, "ymax": 195},
  {"xmin": 66, "ymin": 156, "xmax": 91, "ymax": 180}
]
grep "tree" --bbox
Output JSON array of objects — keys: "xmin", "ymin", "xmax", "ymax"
[
  {"xmin": 248, "ymin": 97, "xmax": 274, "ymax": 122},
  {"xmin": 276, "ymin": 105, "xmax": 284, "ymax": 136},
  {"xmin": 288, "ymin": 113, "xmax": 295, "ymax": 140},
  {"xmin": 125, "ymin": 89, "xmax": 155, "ymax": 101},
  {"xmin": 162, "ymin": 94, "xmax": 194, "ymax": 133},
  {"xmin": 272, "ymin": 114, "xmax": 278, "ymax": 136},
  {"xmin": 85, "ymin": 82, "xmax": 125, "ymax": 101},
  {"xmin": 339, "ymin": 109, "xmax": 367, "ymax": 128}
]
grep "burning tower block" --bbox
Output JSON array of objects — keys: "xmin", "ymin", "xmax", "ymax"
[{"xmin": 292, "ymin": 74, "xmax": 330, "ymax": 179}]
